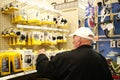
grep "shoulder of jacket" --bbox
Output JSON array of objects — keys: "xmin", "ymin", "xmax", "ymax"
[{"xmin": 55, "ymin": 50, "xmax": 71, "ymax": 57}]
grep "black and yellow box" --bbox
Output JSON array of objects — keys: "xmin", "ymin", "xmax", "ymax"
[
  {"xmin": 0, "ymin": 52, "xmax": 10, "ymax": 76},
  {"xmin": 8, "ymin": 52, "xmax": 22, "ymax": 73}
]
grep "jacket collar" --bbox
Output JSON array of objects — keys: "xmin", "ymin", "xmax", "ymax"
[{"xmin": 77, "ymin": 45, "xmax": 92, "ymax": 49}]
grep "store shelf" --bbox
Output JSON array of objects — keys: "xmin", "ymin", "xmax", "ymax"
[
  {"xmin": 97, "ymin": 35, "xmax": 120, "ymax": 41},
  {"xmin": 0, "ymin": 0, "xmax": 62, "ymax": 15},
  {"xmin": 17, "ymin": 24, "xmax": 69, "ymax": 32},
  {"xmin": 0, "ymin": 70, "xmax": 37, "ymax": 80},
  {"xmin": 98, "ymin": 39, "xmax": 120, "ymax": 41},
  {"xmin": 55, "ymin": 1, "xmax": 78, "ymax": 10},
  {"xmin": 99, "ymin": 35, "xmax": 120, "ymax": 38},
  {"xmin": 98, "ymin": 14, "xmax": 111, "ymax": 17},
  {"xmin": 98, "ymin": 13, "xmax": 119, "ymax": 17},
  {"xmin": 15, "ymin": 0, "xmax": 62, "ymax": 15}
]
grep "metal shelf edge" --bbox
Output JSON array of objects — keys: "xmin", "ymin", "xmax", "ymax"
[{"xmin": 0, "ymin": 70, "xmax": 37, "ymax": 80}]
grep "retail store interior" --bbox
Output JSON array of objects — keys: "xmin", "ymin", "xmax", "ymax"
[{"xmin": 0, "ymin": 0, "xmax": 120, "ymax": 80}]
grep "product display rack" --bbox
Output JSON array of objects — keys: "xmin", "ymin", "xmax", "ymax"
[
  {"xmin": 0, "ymin": 0, "xmax": 69, "ymax": 79},
  {"xmin": 17, "ymin": 24, "xmax": 69, "ymax": 32},
  {"xmin": 94, "ymin": 0, "xmax": 120, "ymax": 57},
  {"xmin": 0, "ymin": 70, "xmax": 37, "ymax": 80}
]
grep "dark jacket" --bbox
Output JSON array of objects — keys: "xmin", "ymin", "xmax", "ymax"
[{"xmin": 36, "ymin": 45, "xmax": 113, "ymax": 80}]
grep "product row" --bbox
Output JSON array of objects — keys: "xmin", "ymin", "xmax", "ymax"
[
  {"xmin": 0, "ymin": 49, "xmax": 68, "ymax": 76},
  {"xmin": 1, "ymin": 28, "xmax": 68, "ymax": 46},
  {"xmin": 11, "ymin": 10, "xmax": 68, "ymax": 27},
  {"xmin": 1, "ymin": 1, "xmax": 68, "ymax": 28}
]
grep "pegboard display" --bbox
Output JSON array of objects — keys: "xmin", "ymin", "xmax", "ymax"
[
  {"xmin": 97, "ymin": 2, "xmax": 120, "ymax": 36},
  {"xmin": 0, "ymin": 0, "xmax": 71, "ymax": 50},
  {"xmin": 0, "ymin": 0, "xmax": 16, "ymax": 50},
  {"xmin": 0, "ymin": 0, "xmax": 15, "ymax": 8},
  {"xmin": 94, "ymin": 0, "xmax": 120, "ymax": 59},
  {"xmin": 98, "ymin": 16, "xmax": 110, "ymax": 35},
  {"xmin": 84, "ymin": 0, "xmax": 120, "ymax": 60},
  {"xmin": 112, "ymin": 2, "xmax": 120, "ymax": 13},
  {"xmin": 98, "ymin": 40, "xmax": 120, "ymax": 61}
]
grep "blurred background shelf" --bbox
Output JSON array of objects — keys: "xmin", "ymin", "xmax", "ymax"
[{"xmin": 0, "ymin": 70, "xmax": 37, "ymax": 80}]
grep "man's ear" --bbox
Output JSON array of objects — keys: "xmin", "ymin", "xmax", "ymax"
[{"xmin": 77, "ymin": 38, "xmax": 81, "ymax": 45}]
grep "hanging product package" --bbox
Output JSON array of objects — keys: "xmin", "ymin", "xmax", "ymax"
[
  {"xmin": 1, "ymin": 2, "xmax": 19, "ymax": 14},
  {"xmin": 62, "ymin": 33, "xmax": 67, "ymax": 43},
  {"xmin": 0, "ymin": 52, "xmax": 10, "ymax": 76},
  {"xmin": 8, "ymin": 51, "xmax": 22, "ymax": 73},
  {"xmin": 27, "ymin": 31, "xmax": 32, "ymax": 46},
  {"xmin": 51, "ymin": 32, "xmax": 57, "ymax": 45},
  {"xmin": 57, "ymin": 32, "xmax": 63, "ymax": 43},
  {"xmin": 44, "ymin": 31, "xmax": 53, "ymax": 45},
  {"xmin": 27, "ymin": 9, "xmax": 41, "ymax": 25},
  {"xmin": 18, "ymin": 50, "xmax": 34, "ymax": 71},
  {"xmin": 31, "ymin": 31, "xmax": 42, "ymax": 45},
  {"xmin": 100, "ymin": 22, "xmax": 114, "ymax": 38},
  {"xmin": 16, "ymin": 31, "xmax": 27, "ymax": 45},
  {"xmin": 57, "ymin": 16, "xmax": 68, "ymax": 29},
  {"xmin": 13, "ymin": 9, "xmax": 27, "ymax": 24}
]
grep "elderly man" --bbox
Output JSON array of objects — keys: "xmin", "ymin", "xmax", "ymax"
[{"xmin": 36, "ymin": 27, "xmax": 113, "ymax": 80}]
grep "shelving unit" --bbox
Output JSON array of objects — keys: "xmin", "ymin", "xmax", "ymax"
[
  {"xmin": 93, "ymin": 0, "xmax": 120, "ymax": 58},
  {"xmin": 1, "ymin": 0, "xmax": 62, "ymax": 15},
  {"xmin": 0, "ymin": 70, "xmax": 37, "ymax": 80},
  {"xmin": 95, "ymin": 0, "xmax": 120, "ymax": 37},
  {"xmin": 98, "ymin": 39, "xmax": 120, "ymax": 41},
  {"xmin": 0, "ymin": 0, "xmax": 69, "ymax": 79},
  {"xmin": 0, "ymin": 0, "xmax": 81, "ymax": 79},
  {"xmin": 99, "ymin": 35, "xmax": 120, "ymax": 38},
  {"xmin": 17, "ymin": 24, "xmax": 69, "ymax": 32},
  {"xmin": 98, "ymin": 13, "xmax": 119, "ymax": 17}
]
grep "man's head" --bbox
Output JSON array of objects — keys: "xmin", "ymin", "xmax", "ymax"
[{"xmin": 69, "ymin": 27, "xmax": 95, "ymax": 49}]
